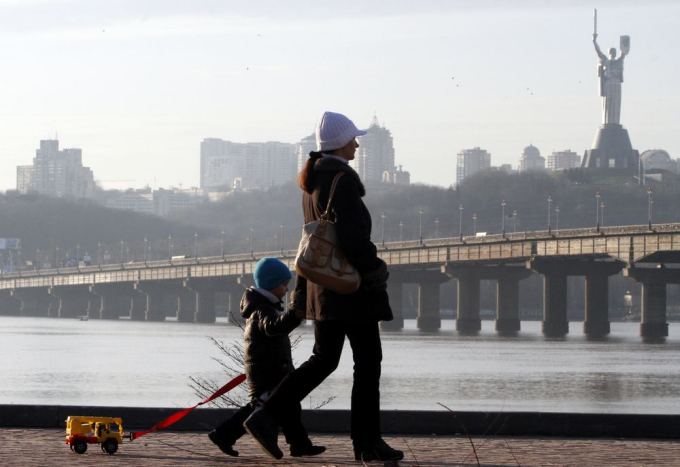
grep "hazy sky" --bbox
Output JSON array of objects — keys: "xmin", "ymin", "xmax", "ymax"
[{"xmin": 0, "ymin": 0, "xmax": 678, "ymax": 190}]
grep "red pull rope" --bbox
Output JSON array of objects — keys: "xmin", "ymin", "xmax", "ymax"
[{"xmin": 130, "ymin": 373, "xmax": 246, "ymax": 440}]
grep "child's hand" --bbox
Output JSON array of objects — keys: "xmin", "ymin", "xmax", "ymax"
[{"xmin": 293, "ymin": 306, "xmax": 306, "ymax": 320}]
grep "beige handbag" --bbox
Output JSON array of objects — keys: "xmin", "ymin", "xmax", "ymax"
[{"xmin": 294, "ymin": 172, "xmax": 361, "ymax": 294}]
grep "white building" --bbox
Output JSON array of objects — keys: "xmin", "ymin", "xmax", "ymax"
[
  {"xmin": 296, "ymin": 133, "xmax": 316, "ymax": 173},
  {"xmin": 456, "ymin": 147, "xmax": 491, "ymax": 185},
  {"xmin": 103, "ymin": 187, "xmax": 207, "ymax": 217},
  {"xmin": 354, "ymin": 117, "xmax": 396, "ymax": 185},
  {"xmin": 200, "ymin": 139, "xmax": 296, "ymax": 191},
  {"xmin": 518, "ymin": 145, "xmax": 546, "ymax": 172},
  {"xmin": 17, "ymin": 140, "xmax": 96, "ymax": 199},
  {"xmin": 547, "ymin": 150, "xmax": 581, "ymax": 171},
  {"xmin": 104, "ymin": 189, "xmax": 154, "ymax": 214}
]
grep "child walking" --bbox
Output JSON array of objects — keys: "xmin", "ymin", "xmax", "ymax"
[{"xmin": 208, "ymin": 257, "xmax": 325, "ymax": 459}]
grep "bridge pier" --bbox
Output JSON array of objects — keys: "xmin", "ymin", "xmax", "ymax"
[
  {"xmin": 542, "ymin": 270, "xmax": 568, "ymax": 338},
  {"xmin": 136, "ymin": 282, "xmax": 179, "ymax": 321},
  {"xmin": 130, "ymin": 289, "xmax": 147, "ymax": 320},
  {"xmin": 641, "ymin": 282, "xmax": 667, "ymax": 341},
  {"xmin": 177, "ymin": 287, "xmax": 197, "ymax": 322},
  {"xmin": 381, "ymin": 273, "xmax": 404, "ymax": 331},
  {"xmin": 624, "ymin": 267, "xmax": 678, "ymax": 341},
  {"xmin": 12, "ymin": 288, "xmax": 54, "ymax": 317},
  {"xmin": 185, "ymin": 278, "xmax": 224, "ymax": 324},
  {"xmin": 456, "ymin": 275, "xmax": 481, "ymax": 335},
  {"xmin": 582, "ymin": 262, "xmax": 625, "ymax": 338},
  {"xmin": 87, "ymin": 291, "xmax": 103, "ymax": 319},
  {"xmin": 414, "ymin": 271, "xmax": 448, "ymax": 332},
  {"xmin": 92, "ymin": 284, "xmax": 136, "ymax": 319},
  {"xmin": 0, "ymin": 291, "xmax": 20, "ymax": 315},
  {"xmin": 442, "ymin": 265, "xmax": 482, "ymax": 335},
  {"xmin": 529, "ymin": 258, "xmax": 625, "ymax": 338},
  {"xmin": 496, "ymin": 270, "xmax": 531, "ymax": 336},
  {"xmin": 49, "ymin": 286, "xmax": 92, "ymax": 318}
]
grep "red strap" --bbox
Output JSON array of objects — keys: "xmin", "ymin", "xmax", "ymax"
[{"xmin": 130, "ymin": 373, "xmax": 246, "ymax": 440}]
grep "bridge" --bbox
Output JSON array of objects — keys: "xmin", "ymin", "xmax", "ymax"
[{"xmin": 1, "ymin": 223, "xmax": 679, "ymax": 341}]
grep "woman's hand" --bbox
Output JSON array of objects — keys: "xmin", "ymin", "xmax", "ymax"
[{"xmin": 362, "ymin": 260, "xmax": 389, "ymax": 291}]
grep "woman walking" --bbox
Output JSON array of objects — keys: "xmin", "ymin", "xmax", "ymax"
[{"xmin": 245, "ymin": 111, "xmax": 403, "ymax": 462}]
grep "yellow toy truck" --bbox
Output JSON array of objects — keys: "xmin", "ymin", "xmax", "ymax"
[{"xmin": 65, "ymin": 416, "xmax": 125, "ymax": 455}]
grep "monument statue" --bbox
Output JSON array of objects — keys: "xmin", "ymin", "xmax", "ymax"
[
  {"xmin": 593, "ymin": 31, "xmax": 629, "ymax": 124},
  {"xmin": 581, "ymin": 9, "xmax": 639, "ymax": 172}
]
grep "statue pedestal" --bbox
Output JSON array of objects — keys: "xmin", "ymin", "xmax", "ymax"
[{"xmin": 581, "ymin": 124, "xmax": 639, "ymax": 172}]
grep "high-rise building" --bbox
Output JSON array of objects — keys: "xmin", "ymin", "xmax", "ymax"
[
  {"xmin": 200, "ymin": 139, "xmax": 296, "ymax": 191},
  {"xmin": 16, "ymin": 140, "xmax": 95, "ymax": 199},
  {"xmin": 354, "ymin": 117, "xmax": 396, "ymax": 185},
  {"xmin": 296, "ymin": 133, "xmax": 316, "ymax": 173},
  {"xmin": 518, "ymin": 145, "xmax": 546, "ymax": 172},
  {"xmin": 547, "ymin": 150, "xmax": 581, "ymax": 171},
  {"xmin": 456, "ymin": 147, "xmax": 491, "ymax": 185}
]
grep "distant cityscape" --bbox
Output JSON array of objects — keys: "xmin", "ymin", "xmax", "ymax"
[{"xmin": 13, "ymin": 115, "xmax": 679, "ymax": 218}]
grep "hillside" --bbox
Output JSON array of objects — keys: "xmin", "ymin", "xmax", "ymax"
[
  {"xmin": 3, "ymin": 168, "xmax": 678, "ymax": 269},
  {"xmin": 0, "ymin": 192, "xmax": 199, "ymax": 267}
]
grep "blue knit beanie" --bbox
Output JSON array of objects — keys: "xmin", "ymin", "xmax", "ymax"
[{"xmin": 253, "ymin": 257, "xmax": 292, "ymax": 290}]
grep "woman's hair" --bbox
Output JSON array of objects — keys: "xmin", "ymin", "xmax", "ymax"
[{"xmin": 297, "ymin": 151, "xmax": 326, "ymax": 193}]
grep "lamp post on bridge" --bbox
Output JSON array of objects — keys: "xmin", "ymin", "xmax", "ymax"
[
  {"xmin": 458, "ymin": 204, "xmax": 464, "ymax": 240},
  {"xmin": 547, "ymin": 195, "xmax": 553, "ymax": 235},
  {"xmin": 501, "ymin": 200, "xmax": 506, "ymax": 237},
  {"xmin": 555, "ymin": 206, "xmax": 560, "ymax": 232},
  {"xmin": 380, "ymin": 213, "xmax": 386, "ymax": 247},
  {"xmin": 434, "ymin": 218, "xmax": 439, "ymax": 238},
  {"xmin": 168, "ymin": 234, "xmax": 173, "ymax": 259},
  {"xmin": 144, "ymin": 237, "xmax": 148, "ymax": 264},
  {"xmin": 472, "ymin": 213, "xmax": 477, "ymax": 235},
  {"xmin": 249, "ymin": 227, "xmax": 254, "ymax": 258},
  {"xmin": 512, "ymin": 210, "xmax": 518, "ymax": 234},
  {"xmin": 193, "ymin": 232, "xmax": 198, "ymax": 262},
  {"xmin": 97, "ymin": 241, "xmax": 101, "ymax": 266},
  {"xmin": 595, "ymin": 191, "xmax": 601, "ymax": 232},
  {"xmin": 220, "ymin": 230, "xmax": 225, "ymax": 258},
  {"xmin": 120, "ymin": 241, "xmax": 125, "ymax": 265},
  {"xmin": 279, "ymin": 224, "xmax": 284, "ymax": 255},
  {"xmin": 647, "ymin": 187, "xmax": 654, "ymax": 230},
  {"xmin": 398, "ymin": 221, "xmax": 404, "ymax": 242},
  {"xmin": 600, "ymin": 201, "xmax": 606, "ymax": 228},
  {"xmin": 418, "ymin": 208, "xmax": 424, "ymax": 245}
]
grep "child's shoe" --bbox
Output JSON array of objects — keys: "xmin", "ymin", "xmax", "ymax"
[{"xmin": 208, "ymin": 430, "xmax": 239, "ymax": 457}]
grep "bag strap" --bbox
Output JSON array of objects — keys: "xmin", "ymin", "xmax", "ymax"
[{"xmin": 320, "ymin": 172, "xmax": 344, "ymax": 220}]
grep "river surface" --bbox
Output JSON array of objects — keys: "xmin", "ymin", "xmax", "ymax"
[{"xmin": 1, "ymin": 316, "xmax": 679, "ymax": 414}]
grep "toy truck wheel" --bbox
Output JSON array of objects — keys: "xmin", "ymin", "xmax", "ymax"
[
  {"xmin": 73, "ymin": 440, "xmax": 87, "ymax": 454},
  {"xmin": 102, "ymin": 438, "xmax": 118, "ymax": 455}
]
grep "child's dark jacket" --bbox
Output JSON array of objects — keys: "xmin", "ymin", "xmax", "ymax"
[{"xmin": 240, "ymin": 287, "xmax": 301, "ymax": 399}]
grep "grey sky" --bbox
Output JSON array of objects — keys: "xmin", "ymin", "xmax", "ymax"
[{"xmin": 0, "ymin": 1, "xmax": 678, "ymax": 190}]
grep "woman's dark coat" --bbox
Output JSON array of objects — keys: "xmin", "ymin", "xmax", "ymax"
[
  {"xmin": 241, "ymin": 288, "xmax": 301, "ymax": 398},
  {"xmin": 293, "ymin": 156, "xmax": 393, "ymax": 322}
]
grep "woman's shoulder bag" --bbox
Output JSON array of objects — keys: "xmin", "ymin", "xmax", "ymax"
[{"xmin": 294, "ymin": 172, "xmax": 361, "ymax": 294}]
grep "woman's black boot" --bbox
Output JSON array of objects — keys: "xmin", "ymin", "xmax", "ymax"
[{"xmin": 353, "ymin": 438, "xmax": 404, "ymax": 461}]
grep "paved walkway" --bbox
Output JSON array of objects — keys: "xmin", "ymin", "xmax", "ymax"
[{"xmin": 1, "ymin": 429, "xmax": 679, "ymax": 466}]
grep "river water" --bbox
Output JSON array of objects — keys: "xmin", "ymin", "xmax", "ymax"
[{"xmin": 1, "ymin": 316, "xmax": 679, "ymax": 414}]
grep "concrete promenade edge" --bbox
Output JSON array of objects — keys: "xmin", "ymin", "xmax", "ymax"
[{"xmin": 1, "ymin": 405, "xmax": 679, "ymax": 439}]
